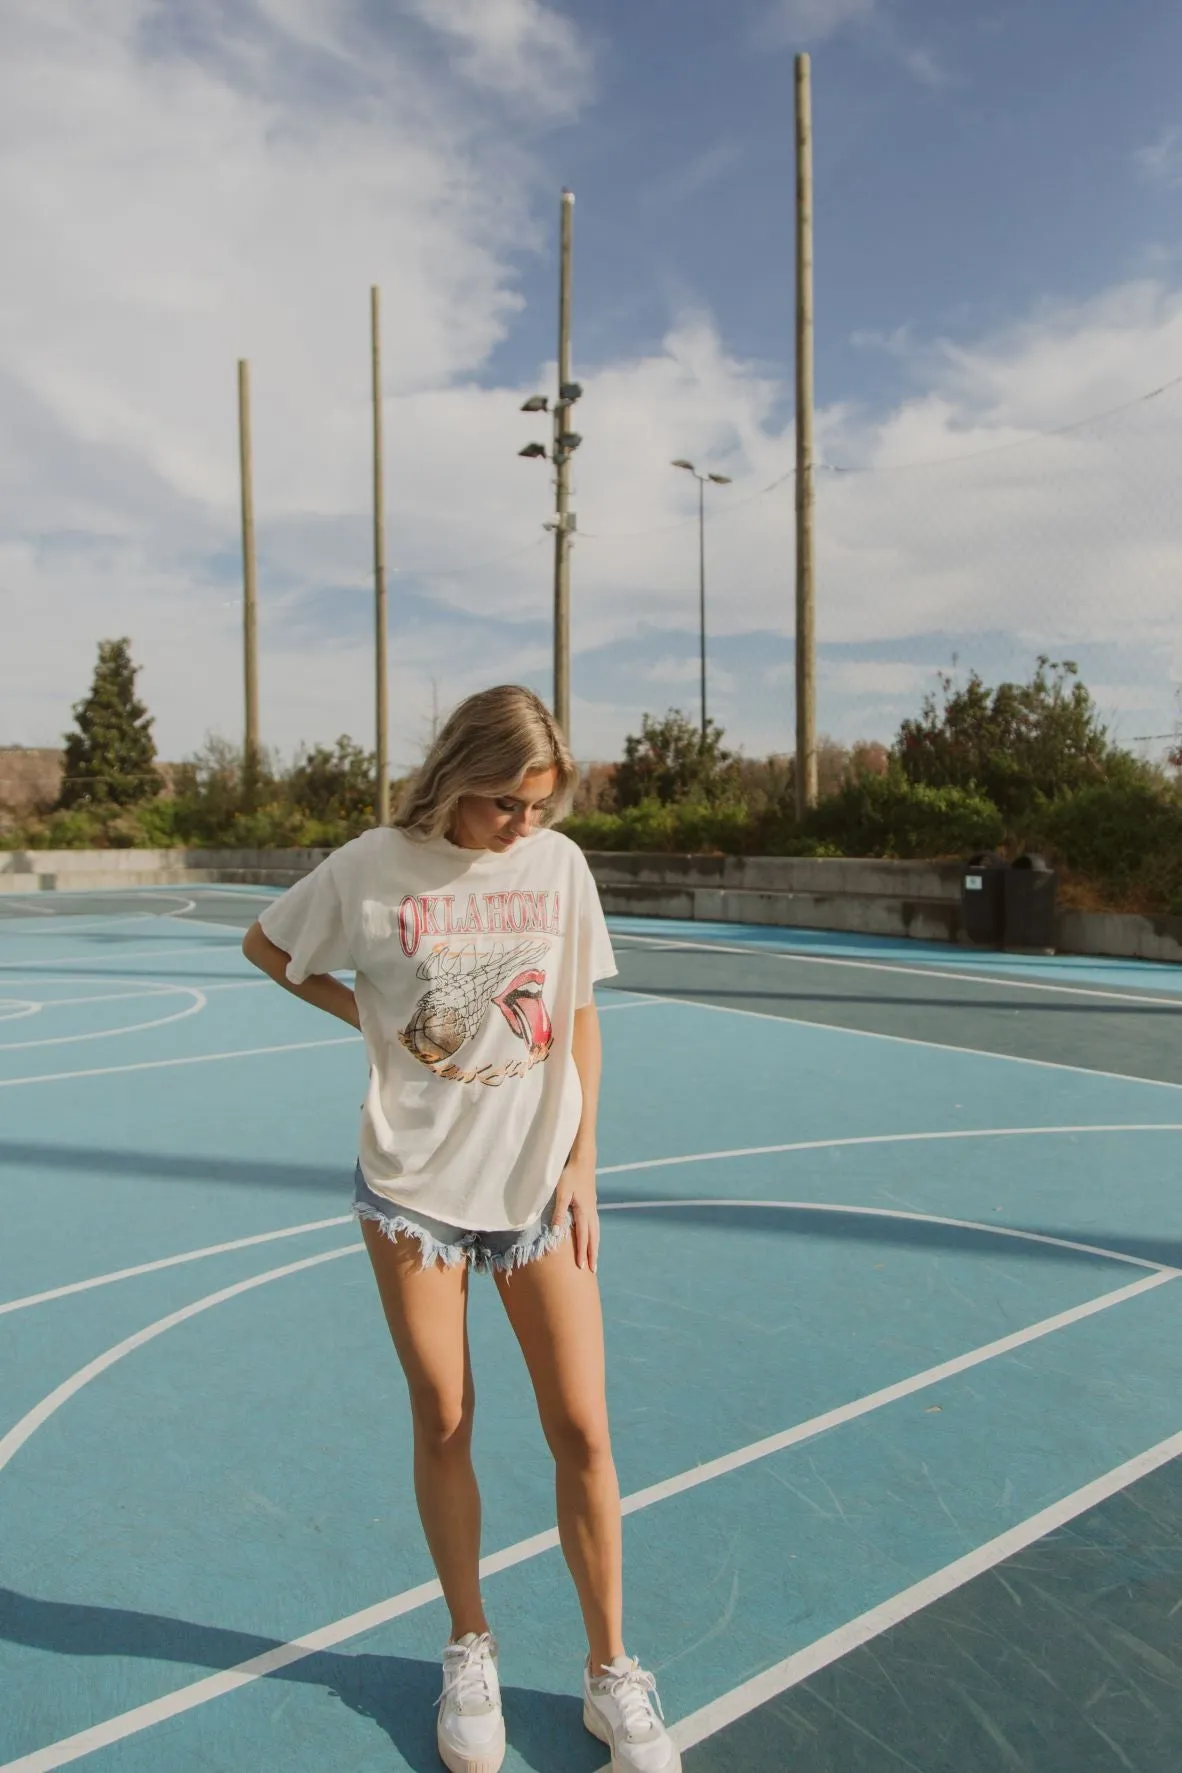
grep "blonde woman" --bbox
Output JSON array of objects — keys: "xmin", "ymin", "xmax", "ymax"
[{"xmin": 243, "ymin": 685, "xmax": 678, "ymax": 1773}]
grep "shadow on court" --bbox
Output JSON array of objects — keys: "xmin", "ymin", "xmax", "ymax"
[
  {"xmin": 3, "ymin": 1141, "xmax": 1182, "ymax": 1268},
  {"xmin": 0, "ymin": 1586, "xmax": 603, "ymax": 1773},
  {"xmin": 0, "ymin": 1140, "xmax": 348, "ymax": 1196},
  {"xmin": 685, "ymin": 1451, "xmax": 1182, "ymax": 1773},
  {"xmin": 603, "ymin": 1200, "xmax": 1182, "ymax": 1271}
]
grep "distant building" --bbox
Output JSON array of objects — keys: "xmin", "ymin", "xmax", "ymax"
[{"xmin": 0, "ymin": 747, "xmax": 177, "ymax": 815}]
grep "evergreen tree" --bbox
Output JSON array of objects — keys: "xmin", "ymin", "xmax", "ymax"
[{"xmin": 58, "ymin": 638, "xmax": 162, "ymax": 808}]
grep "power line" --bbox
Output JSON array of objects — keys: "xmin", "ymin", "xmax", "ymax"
[
  {"xmin": 579, "ymin": 368, "xmax": 1182, "ymax": 540},
  {"xmin": 825, "ymin": 369, "xmax": 1182, "ymax": 476}
]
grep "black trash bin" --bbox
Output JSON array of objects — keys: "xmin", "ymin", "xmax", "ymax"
[
  {"xmin": 1005, "ymin": 853, "xmax": 1057, "ymax": 953},
  {"xmin": 961, "ymin": 852, "xmax": 1007, "ymax": 947}
]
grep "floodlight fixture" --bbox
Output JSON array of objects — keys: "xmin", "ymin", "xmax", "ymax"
[
  {"xmin": 671, "ymin": 458, "xmax": 694, "ymax": 471},
  {"xmin": 558, "ymin": 432, "xmax": 582, "ymax": 452},
  {"xmin": 558, "ymin": 381, "xmax": 584, "ymax": 403},
  {"xmin": 708, "ymin": 473, "xmax": 732, "ymax": 485},
  {"xmin": 518, "ymin": 442, "xmax": 547, "ymax": 459},
  {"xmin": 520, "ymin": 394, "xmax": 549, "ymax": 413}
]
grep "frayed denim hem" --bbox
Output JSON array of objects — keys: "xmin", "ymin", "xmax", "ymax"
[
  {"xmin": 487, "ymin": 1211, "xmax": 573, "ymax": 1279},
  {"xmin": 353, "ymin": 1201, "xmax": 573, "ymax": 1277},
  {"xmin": 353, "ymin": 1202, "xmax": 469, "ymax": 1269}
]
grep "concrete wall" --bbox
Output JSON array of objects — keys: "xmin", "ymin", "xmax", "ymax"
[
  {"xmin": 4, "ymin": 845, "xmax": 1182, "ymax": 967},
  {"xmin": 0, "ymin": 847, "xmax": 326, "ymax": 892},
  {"xmin": 590, "ymin": 851, "xmax": 963, "ymax": 902},
  {"xmin": 0, "ymin": 755, "xmax": 182, "ymax": 818}
]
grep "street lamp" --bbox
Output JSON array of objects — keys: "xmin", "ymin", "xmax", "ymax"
[{"xmin": 672, "ymin": 459, "xmax": 732, "ymax": 747}]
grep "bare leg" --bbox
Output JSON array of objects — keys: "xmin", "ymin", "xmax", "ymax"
[
  {"xmin": 495, "ymin": 1238, "xmax": 624, "ymax": 1671},
  {"xmin": 361, "ymin": 1221, "xmax": 488, "ymax": 1641}
]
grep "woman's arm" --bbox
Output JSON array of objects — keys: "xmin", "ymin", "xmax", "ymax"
[
  {"xmin": 241, "ymin": 921, "xmax": 360, "ymax": 1030},
  {"xmin": 553, "ymin": 999, "xmax": 603, "ymax": 1270}
]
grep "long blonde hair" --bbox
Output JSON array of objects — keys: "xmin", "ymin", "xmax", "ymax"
[{"xmin": 393, "ymin": 685, "xmax": 577, "ymax": 840}]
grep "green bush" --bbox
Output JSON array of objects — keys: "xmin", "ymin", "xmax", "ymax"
[
  {"xmin": 1031, "ymin": 780, "xmax": 1182, "ymax": 906},
  {"xmin": 803, "ymin": 770, "xmax": 1005, "ymax": 859},
  {"xmin": 561, "ymin": 799, "xmax": 755, "ymax": 854},
  {"xmin": 613, "ymin": 710, "xmax": 742, "ymax": 810},
  {"xmin": 894, "ymin": 657, "xmax": 1125, "ymax": 820}
]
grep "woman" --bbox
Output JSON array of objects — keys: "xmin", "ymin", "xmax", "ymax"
[{"xmin": 243, "ymin": 685, "xmax": 679, "ymax": 1773}]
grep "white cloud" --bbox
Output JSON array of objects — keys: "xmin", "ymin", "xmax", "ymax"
[
  {"xmin": 640, "ymin": 144, "xmax": 743, "ymax": 208},
  {"xmin": 763, "ymin": 0, "xmax": 878, "ymax": 46},
  {"xmin": 2, "ymin": 2, "xmax": 1182, "ymax": 770},
  {"xmin": 759, "ymin": 1, "xmax": 954, "ymax": 92},
  {"xmin": 1135, "ymin": 125, "xmax": 1182, "ymax": 188},
  {"xmin": 407, "ymin": 0, "xmax": 591, "ymax": 111},
  {"xmin": 900, "ymin": 45, "xmax": 950, "ymax": 88}
]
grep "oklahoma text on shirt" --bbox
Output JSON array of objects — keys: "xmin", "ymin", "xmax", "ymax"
[{"xmin": 398, "ymin": 891, "xmax": 563, "ymax": 956}]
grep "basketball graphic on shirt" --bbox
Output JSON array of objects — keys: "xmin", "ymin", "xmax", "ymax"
[{"xmin": 399, "ymin": 938, "xmax": 554, "ymax": 1084}]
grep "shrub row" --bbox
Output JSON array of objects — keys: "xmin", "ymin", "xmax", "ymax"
[{"xmin": 8, "ymin": 767, "xmax": 1182, "ymax": 917}]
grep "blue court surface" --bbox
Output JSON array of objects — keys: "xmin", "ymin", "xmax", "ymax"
[{"xmin": 2, "ymin": 885, "xmax": 1182, "ymax": 1772}]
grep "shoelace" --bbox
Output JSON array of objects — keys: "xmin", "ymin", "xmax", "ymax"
[
  {"xmin": 600, "ymin": 1660, "xmax": 664, "ymax": 1739},
  {"xmin": 438, "ymin": 1636, "xmax": 496, "ymax": 1715}
]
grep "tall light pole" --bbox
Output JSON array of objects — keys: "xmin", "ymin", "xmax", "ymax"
[
  {"xmin": 237, "ymin": 359, "xmax": 260, "ymax": 803},
  {"xmin": 371, "ymin": 285, "xmax": 389, "ymax": 825},
  {"xmin": 519, "ymin": 190, "xmax": 583, "ymax": 741},
  {"xmin": 672, "ymin": 460, "xmax": 731, "ymax": 747},
  {"xmin": 795, "ymin": 51, "xmax": 818, "ymax": 814}
]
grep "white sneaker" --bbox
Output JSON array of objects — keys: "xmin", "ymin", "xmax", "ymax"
[
  {"xmin": 436, "ymin": 1632, "xmax": 506, "ymax": 1773},
  {"xmin": 583, "ymin": 1654, "xmax": 681, "ymax": 1773}
]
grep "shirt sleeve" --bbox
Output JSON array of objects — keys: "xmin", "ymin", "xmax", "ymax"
[
  {"xmin": 574, "ymin": 855, "xmax": 618, "ymax": 1008},
  {"xmin": 257, "ymin": 853, "xmax": 354, "ymax": 985}
]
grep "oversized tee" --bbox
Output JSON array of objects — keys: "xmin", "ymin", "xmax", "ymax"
[{"xmin": 258, "ymin": 824, "xmax": 618, "ymax": 1230}]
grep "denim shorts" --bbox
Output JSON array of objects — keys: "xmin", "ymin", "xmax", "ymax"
[{"xmin": 353, "ymin": 1163, "xmax": 572, "ymax": 1276}]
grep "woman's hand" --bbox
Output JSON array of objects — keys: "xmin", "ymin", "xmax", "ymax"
[{"xmin": 553, "ymin": 1143, "xmax": 600, "ymax": 1272}]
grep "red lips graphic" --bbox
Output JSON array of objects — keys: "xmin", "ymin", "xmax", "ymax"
[{"xmin": 493, "ymin": 968, "xmax": 552, "ymax": 1057}]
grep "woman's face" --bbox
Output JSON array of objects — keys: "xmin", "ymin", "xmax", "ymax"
[{"xmin": 449, "ymin": 766, "xmax": 558, "ymax": 852}]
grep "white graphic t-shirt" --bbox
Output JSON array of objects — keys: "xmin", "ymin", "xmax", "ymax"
[{"xmin": 258, "ymin": 824, "xmax": 618, "ymax": 1231}]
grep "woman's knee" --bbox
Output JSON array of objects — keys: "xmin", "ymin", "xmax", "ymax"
[
  {"xmin": 546, "ymin": 1406, "xmax": 613, "ymax": 1473},
  {"xmin": 409, "ymin": 1382, "xmax": 474, "ymax": 1455}
]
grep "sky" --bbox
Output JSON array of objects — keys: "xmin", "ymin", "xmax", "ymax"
[{"xmin": 2, "ymin": 0, "xmax": 1182, "ymax": 771}]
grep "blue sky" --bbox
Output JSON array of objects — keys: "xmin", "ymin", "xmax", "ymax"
[
  {"xmin": 495, "ymin": 0, "xmax": 1182, "ymax": 407},
  {"xmin": 2, "ymin": 0, "xmax": 1181, "ymax": 770}
]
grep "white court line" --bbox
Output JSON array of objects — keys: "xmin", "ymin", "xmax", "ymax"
[
  {"xmin": 612, "ymin": 975, "xmax": 1182, "ymax": 1093},
  {"xmin": 2, "ymin": 980, "xmax": 265, "ymax": 1005},
  {"xmin": 0, "ymin": 989, "xmax": 206, "ymax": 1053},
  {"xmin": 0, "ymin": 1232, "xmax": 1171, "ymax": 1773},
  {"xmin": 4, "ymin": 1123, "xmax": 1179, "ymax": 1316},
  {"xmin": 602, "ymin": 1193, "xmax": 1181, "ymax": 1273},
  {"xmin": 0, "ymin": 896, "xmax": 200, "ymax": 923},
  {"xmin": 9, "ymin": 989, "xmax": 1179, "ymax": 1092},
  {"xmin": 0, "ymin": 1245, "xmax": 358, "ymax": 1479},
  {"xmin": 0, "ymin": 1000, "xmax": 40, "ymax": 1023},
  {"xmin": 0, "ymin": 910, "xmax": 195, "ymax": 937},
  {"xmin": 610, "ymin": 927, "xmax": 1182, "ymax": 1007},
  {"xmin": 0, "ymin": 1032, "xmax": 362, "ymax": 1089},
  {"xmin": 6, "ymin": 984, "xmax": 176, "ymax": 1006},
  {"xmin": 0, "ymin": 983, "xmax": 622, "ymax": 1086},
  {"xmin": 0, "ymin": 1217, "xmax": 354, "ymax": 1315},
  {"xmin": 595, "ymin": 992, "xmax": 669, "ymax": 1012},
  {"xmin": 0, "ymin": 941, "xmax": 241, "ymax": 971},
  {"xmin": 598, "ymin": 1122, "xmax": 1182, "ymax": 1196},
  {"xmin": 646, "ymin": 1423, "xmax": 1182, "ymax": 1764}
]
